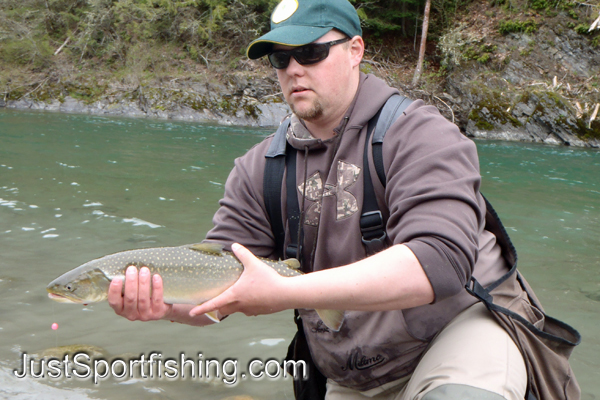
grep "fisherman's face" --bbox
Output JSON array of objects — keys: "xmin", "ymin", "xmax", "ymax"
[{"xmin": 274, "ymin": 30, "xmax": 363, "ymax": 124}]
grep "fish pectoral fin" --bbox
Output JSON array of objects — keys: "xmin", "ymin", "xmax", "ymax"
[
  {"xmin": 283, "ymin": 258, "xmax": 301, "ymax": 271},
  {"xmin": 189, "ymin": 243, "xmax": 224, "ymax": 256},
  {"xmin": 205, "ymin": 311, "xmax": 221, "ymax": 323},
  {"xmin": 315, "ymin": 309, "xmax": 345, "ymax": 332}
]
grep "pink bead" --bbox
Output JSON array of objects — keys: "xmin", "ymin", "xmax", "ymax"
[{"xmin": 51, "ymin": 323, "xmax": 58, "ymax": 330}]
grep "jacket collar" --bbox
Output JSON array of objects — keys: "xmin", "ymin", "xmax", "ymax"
[{"xmin": 286, "ymin": 73, "xmax": 398, "ymax": 151}]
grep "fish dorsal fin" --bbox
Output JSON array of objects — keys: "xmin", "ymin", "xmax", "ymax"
[
  {"xmin": 189, "ymin": 243, "xmax": 224, "ymax": 256},
  {"xmin": 283, "ymin": 258, "xmax": 301, "ymax": 271}
]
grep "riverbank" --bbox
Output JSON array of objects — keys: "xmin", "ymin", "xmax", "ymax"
[
  {"xmin": 1, "ymin": 0, "xmax": 598, "ymax": 147},
  {"xmin": 0, "ymin": 70, "xmax": 291, "ymax": 127}
]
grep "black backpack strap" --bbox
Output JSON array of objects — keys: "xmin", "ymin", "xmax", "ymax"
[
  {"xmin": 266, "ymin": 94, "xmax": 413, "ymax": 259},
  {"xmin": 285, "ymin": 149, "xmax": 302, "ymax": 262},
  {"xmin": 360, "ymin": 94, "xmax": 412, "ymax": 255},
  {"xmin": 371, "ymin": 94, "xmax": 413, "ymax": 186},
  {"xmin": 264, "ymin": 118, "xmax": 291, "ymax": 259}
]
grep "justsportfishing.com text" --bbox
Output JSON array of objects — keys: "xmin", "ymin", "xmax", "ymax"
[{"xmin": 14, "ymin": 352, "xmax": 308, "ymax": 385}]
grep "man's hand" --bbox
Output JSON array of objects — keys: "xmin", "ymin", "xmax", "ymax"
[
  {"xmin": 108, "ymin": 266, "xmax": 173, "ymax": 321},
  {"xmin": 189, "ymin": 243, "xmax": 290, "ymax": 318}
]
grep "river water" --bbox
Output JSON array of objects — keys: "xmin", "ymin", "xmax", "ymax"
[{"xmin": 0, "ymin": 108, "xmax": 598, "ymax": 399}]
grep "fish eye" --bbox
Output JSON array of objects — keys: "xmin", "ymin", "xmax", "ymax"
[{"xmin": 66, "ymin": 284, "xmax": 73, "ymax": 291}]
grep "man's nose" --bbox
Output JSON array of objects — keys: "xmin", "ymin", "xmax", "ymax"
[{"xmin": 284, "ymin": 56, "xmax": 305, "ymax": 75}]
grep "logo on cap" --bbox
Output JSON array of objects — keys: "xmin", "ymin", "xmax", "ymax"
[{"xmin": 272, "ymin": 0, "xmax": 298, "ymax": 24}]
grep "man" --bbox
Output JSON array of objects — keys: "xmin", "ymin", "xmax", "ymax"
[{"xmin": 108, "ymin": 0, "xmax": 528, "ymax": 398}]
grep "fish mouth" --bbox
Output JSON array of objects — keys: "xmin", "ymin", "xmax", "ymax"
[{"xmin": 47, "ymin": 292, "xmax": 79, "ymax": 304}]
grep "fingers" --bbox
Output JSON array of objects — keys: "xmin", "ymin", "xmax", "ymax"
[
  {"xmin": 109, "ymin": 266, "xmax": 156, "ymax": 321},
  {"xmin": 231, "ymin": 242, "xmax": 256, "ymax": 266},
  {"xmin": 189, "ymin": 243, "xmax": 257, "ymax": 318},
  {"xmin": 122, "ymin": 266, "xmax": 140, "ymax": 320},
  {"xmin": 151, "ymin": 274, "xmax": 165, "ymax": 312},
  {"xmin": 137, "ymin": 267, "xmax": 152, "ymax": 321},
  {"xmin": 108, "ymin": 278, "xmax": 124, "ymax": 314},
  {"xmin": 189, "ymin": 293, "xmax": 234, "ymax": 317}
]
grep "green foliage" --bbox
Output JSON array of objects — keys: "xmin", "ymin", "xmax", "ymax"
[
  {"xmin": 574, "ymin": 24, "xmax": 590, "ymax": 34},
  {"xmin": 0, "ymin": 0, "xmax": 487, "ymax": 71},
  {"xmin": 0, "ymin": 0, "xmax": 468, "ymax": 74},
  {"xmin": 498, "ymin": 19, "xmax": 538, "ymax": 34},
  {"xmin": 530, "ymin": 0, "xmax": 550, "ymax": 10},
  {"xmin": 526, "ymin": 0, "xmax": 566, "ymax": 10},
  {"xmin": 352, "ymin": 0, "xmax": 476, "ymax": 39},
  {"xmin": 460, "ymin": 42, "xmax": 496, "ymax": 64},
  {"xmin": 431, "ymin": 0, "xmax": 477, "ymax": 31},
  {"xmin": 0, "ymin": 0, "xmax": 280, "ymax": 69},
  {"xmin": 477, "ymin": 53, "xmax": 490, "ymax": 63},
  {"xmin": 468, "ymin": 87, "xmax": 523, "ymax": 131},
  {"xmin": 354, "ymin": 0, "xmax": 422, "ymax": 37}
]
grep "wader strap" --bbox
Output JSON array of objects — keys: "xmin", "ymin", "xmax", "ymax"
[
  {"xmin": 466, "ymin": 195, "xmax": 581, "ymax": 400},
  {"xmin": 466, "ymin": 195, "xmax": 519, "ymax": 305},
  {"xmin": 360, "ymin": 94, "xmax": 412, "ymax": 255}
]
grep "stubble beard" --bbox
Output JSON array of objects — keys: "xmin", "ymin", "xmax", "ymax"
[{"xmin": 290, "ymin": 98, "xmax": 324, "ymax": 121}]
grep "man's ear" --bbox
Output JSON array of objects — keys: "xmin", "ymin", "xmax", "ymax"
[{"xmin": 349, "ymin": 36, "xmax": 365, "ymax": 68}]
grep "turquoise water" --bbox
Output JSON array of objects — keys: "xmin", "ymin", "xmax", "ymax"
[{"xmin": 0, "ymin": 108, "xmax": 598, "ymax": 399}]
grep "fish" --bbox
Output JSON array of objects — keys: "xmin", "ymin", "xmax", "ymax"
[{"xmin": 47, "ymin": 243, "xmax": 344, "ymax": 331}]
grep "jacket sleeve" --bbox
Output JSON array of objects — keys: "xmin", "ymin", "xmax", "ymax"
[
  {"xmin": 203, "ymin": 138, "xmax": 278, "ymax": 259},
  {"xmin": 383, "ymin": 101, "xmax": 484, "ymax": 303}
]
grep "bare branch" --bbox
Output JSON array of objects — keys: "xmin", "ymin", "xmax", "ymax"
[
  {"xmin": 54, "ymin": 37, "xmax": 70, "ymax": 56},
  {"xmin": 433, "ymin": 95, "xmax": 455, "ymax": 124}
]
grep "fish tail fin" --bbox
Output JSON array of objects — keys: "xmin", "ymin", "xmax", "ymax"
[{"xmin": 315, "ymin": 309, "xmax": 345, "ymax": 332}]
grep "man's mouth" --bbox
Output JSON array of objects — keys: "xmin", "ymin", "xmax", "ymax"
[{"xmin": 291, "ymin": 86, "xmax": 310, "ymax": 94}]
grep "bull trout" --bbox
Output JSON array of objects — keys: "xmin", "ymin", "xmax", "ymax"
[{"xmin": 46, "ymin": 243, "xmax": 344, "ymax": 331}]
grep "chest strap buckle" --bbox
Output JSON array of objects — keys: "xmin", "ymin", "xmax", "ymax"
[{"xmin": 360, "ymin": 211, "xmax": 387, "ymax": 255}]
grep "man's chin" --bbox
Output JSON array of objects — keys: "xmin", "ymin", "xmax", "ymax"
[{"xmin": 291, "ymin": 102, "xmax": 323, "ymax": 121}]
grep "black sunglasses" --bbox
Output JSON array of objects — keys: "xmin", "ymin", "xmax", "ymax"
[{"xmin": 268, "ymin": 37, "xmax": 350, "ymax": 69}]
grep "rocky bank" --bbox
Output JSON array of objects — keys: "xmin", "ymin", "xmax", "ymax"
[
  {"xmin": 0, "ymin": 72, "xmax": 291, "ymax": 128},
  {"xmin": 438, "ymin": 1, "xmax": 600, "ymax": 148},
  {"xmin": 1, "ymin": 2, "xmax": 599, "ymax": 147}
]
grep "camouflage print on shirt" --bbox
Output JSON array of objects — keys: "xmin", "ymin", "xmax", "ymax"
[
  {"xmin": 298, "ymin": 172, "xmax": 324, "ymax": 226},
  {"xmin": 298, "ymin": 160, "xmax": 361, "ymax": 226}
]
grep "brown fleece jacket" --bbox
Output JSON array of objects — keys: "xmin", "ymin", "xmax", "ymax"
[{"xmin": 204, "ymin": 73, "xmax": 507, "ymax": 390}]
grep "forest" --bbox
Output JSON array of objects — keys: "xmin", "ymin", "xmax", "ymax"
[{"xmin": 0, "ymin": 0, "xmax": 477, "ymax": 75}]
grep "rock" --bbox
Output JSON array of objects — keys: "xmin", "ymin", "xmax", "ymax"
[
  {"xmin": 256, "ymin": 102, "xmax": 290, "ymax": 127},
  {"xmin": 45, "ymin": 99, "xmax": 61, "ymax": 111},
  {"xmin": 441, "ymin": 11, "xmax": 600, "ymax": 148},
  {"xmin": 7, "ymin": 99, "xmax": 33, "ymax": 109},
  {"xmin": 462, "ymin": 86, "xmax": 598, "ymax": 147},
  {"xmin": 60, "ymin": 96, "xmax": 87, "ymax": 114}
]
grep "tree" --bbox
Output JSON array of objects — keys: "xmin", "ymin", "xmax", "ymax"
[{"xmin": 412, "ymin": 0, "xmax": 431, "ymax": 85}]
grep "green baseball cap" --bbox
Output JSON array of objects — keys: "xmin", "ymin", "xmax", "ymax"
[{"xmin": 247, "ymin": 0, "xmax": 362, "ymax": 60}]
